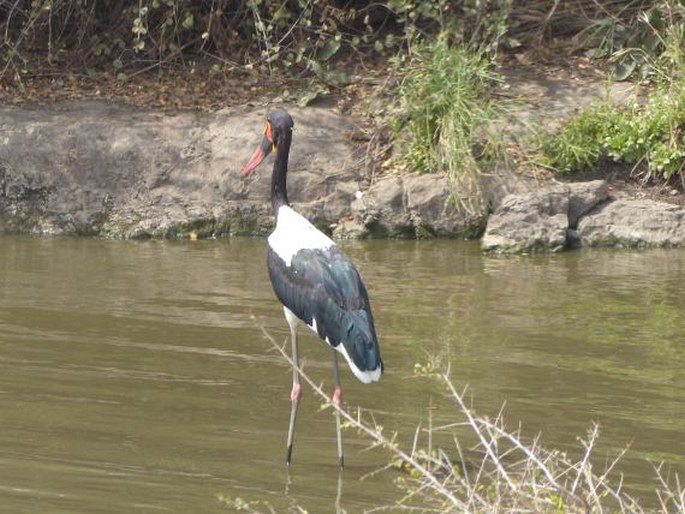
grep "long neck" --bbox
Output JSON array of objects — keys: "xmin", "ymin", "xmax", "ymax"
[{"xmin": 271, "ymin": 131, "xmax": 291, "ymax": 213}]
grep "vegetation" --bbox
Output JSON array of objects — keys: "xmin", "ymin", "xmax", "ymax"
[
  {"xmin": 391, "ymin": 39, "xmax": 504, "ymax": 220},
  {"xmin": 541, "ymin": 84, "xmax": 685, "ymax": 183},
  {"xmin": 540, "ymin": 0, "xmax": 685, "ymax": 186},
  {"xmin": 0, "ymin": 0, "xmax": 513, "ymax": 82},
  {"xmin": 2, "ymin": 1, "xmax": 685, "ymax": 187},
  {"xmin": 220, "ymin": 326, "xmax": 685, "ymax": 513},
  {"xmin": 384, "ymin": 0, "xmax": 685, "ymax": 216}
]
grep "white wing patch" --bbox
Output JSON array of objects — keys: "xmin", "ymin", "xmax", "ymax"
[
  {"xmin": 336, "ymin": 343, "xmax": 382, "ymax": 384},
  {"xmin": 283, "ymin": 307, "xmax": 381, "ymax": 384},
  {"xmin": 268, "ymin": 205, "xmax": 334, "ymax": 266}
]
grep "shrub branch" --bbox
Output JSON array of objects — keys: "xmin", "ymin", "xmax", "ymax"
[{"xmin": 249, "ymin": 318, "xmax": 683, "ymax": 513}]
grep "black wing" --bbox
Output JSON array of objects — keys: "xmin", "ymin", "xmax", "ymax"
[{"xmin": 267, "ymin": 245, "xmax": 383, "ymax": 375}]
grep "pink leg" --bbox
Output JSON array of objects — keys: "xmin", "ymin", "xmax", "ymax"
[
  {"xmin": 286, "ymin": 327, "xmax": 301, "ymax": 465},
  {"xmin": 332, "ymin": 386, "xmax": 343, "ymax": 406},
  {"xmin": 291, "ymin": 383, "xmax": 302, "ymax": 403}
]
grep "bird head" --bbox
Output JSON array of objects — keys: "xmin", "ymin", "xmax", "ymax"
[{"xmin": 241, "ymin": 110, "xmax": 295, "ymax": 177}]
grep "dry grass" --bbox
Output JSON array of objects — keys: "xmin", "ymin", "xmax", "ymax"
[{"xmin": 227, "ymin": 323, "xmax": 685, "ymax": 513}]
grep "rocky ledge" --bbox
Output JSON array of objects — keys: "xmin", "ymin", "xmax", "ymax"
[
  {"xmin": 0, "ymin": 102, "xmax": 484, "ymax": 240},
  {"xmin": 481, "ymin": 180, "xmax": 685, "ymax": 253},
  {"xmin": 1, "ymin": 102, "xmax": 684, "ymax": 251}
]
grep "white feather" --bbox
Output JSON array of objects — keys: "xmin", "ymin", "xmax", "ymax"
[
  {"xmin": 336, "ymin": 343, "xmax": 382, "ymax": 384},
  {"xmin": 283, "ymin": 308, "xmax": 381, "ymax": 384},
  {"xmin": 283, "ymin": 306, "xmax": 300, "ymax": 331},
  {"xmin": 268, "ymin": 206, "xmax": 333, "ymax": 266}
]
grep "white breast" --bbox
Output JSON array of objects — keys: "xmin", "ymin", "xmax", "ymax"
[{"xmin": 268, "ymin": 205, "xmax": 334, "ymax": 266}]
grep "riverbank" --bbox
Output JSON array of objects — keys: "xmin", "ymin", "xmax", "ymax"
[{"xmin": 1, "ymin": 57, "xmax": 684, "ymax": 251}]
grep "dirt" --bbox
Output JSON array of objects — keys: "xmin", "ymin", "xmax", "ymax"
[{"xmin": 1, "ymin": 68, "xmax": 273, "ymax": 112}]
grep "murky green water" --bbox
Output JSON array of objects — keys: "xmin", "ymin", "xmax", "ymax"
[{"xmin": 0, "ymin": 236, "xmax": 683, "ymax": 512}]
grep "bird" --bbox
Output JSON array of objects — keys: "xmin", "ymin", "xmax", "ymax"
[{"xmin": 240, "ymin": 110, "xmax": 383, "ymax": 469}]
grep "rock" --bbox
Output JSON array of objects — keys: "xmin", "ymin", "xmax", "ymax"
[
  {"xmin": 351, "ymin": 172, "xmax": 484, "ymax": 238},
  {"xmin": 482, "ymin": 189, "xmax": 570, "ymax": 253},
  {"xmin": 0, "ymin": 102, "xmax": 484, "ymax": 239},
  {"xmin": 352, "ymin": 174, "xmax": 412, "ymax": 237},
  {"xmin": 0, "ymin": 103, "xmax": 364, "ymax": 238},
  {"xmin": 331, "ymin": 216, "xmax": 367, "ymax": 239},
  {"xmin": 482, "ymin": 178, "xmax": 685, "ymax": 252},
  {"xmin": 404, "ymin": 173, "xmax": 481, "ymax": 237},
  {"xmin": 481, "ymin": 180, "xmax": 609, "ymax": 253},
  {"xmin": 577, "ymin": 199, "xmax": 685, "ymax": 248},
  {"xmin": 3, "ymin": 102, "xmax": 684, "ymax": 246},
  {"xmin": 567, "ymin": 180, "xmax": 610, "ymax": 227}
]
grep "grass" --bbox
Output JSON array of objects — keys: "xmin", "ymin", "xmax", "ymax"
[
  {"xmin": 540, "ymin": 1, "xmax": 685, "ymax": 187},
  {"xmin": 392, "ymin": 38, "xmax": 504, "ymax": 221},
  {"xmin": 221, "ymin": 324, "xmax": 685, "ymax": 513},
  {"xmin": 540, "ymin": 101, "xmax": 621, "ymax": 174},
  {"xmin": 540, "ymin": 83, "xmax": 685, "ymax": 185}
]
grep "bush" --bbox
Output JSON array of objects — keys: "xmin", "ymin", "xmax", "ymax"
[
  {"xmin": 390, "ymin": 38, "xmax": 504, "ymax": 219},
  {"xmin": 540, "ymin": 0, "xmax": 685, "ymax": 185},
  {"xmin": 541, "ymin": 82, "xmax": 685, "ymax": 183},
  {"xmin": 540, "ymin": 104, "xmax": 620, "ymax": 173},
  {"xmin": 224, "ymin": 326, "xmax": 685, "ymax": 513},
  {"xmin": 0, "ymin": 0, "xmax": 512, "ymax": 81}
]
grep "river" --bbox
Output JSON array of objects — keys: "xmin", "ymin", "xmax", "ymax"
[{"xmin": 0, "ymin": 236, "xmax": 683, "ymax": 512}]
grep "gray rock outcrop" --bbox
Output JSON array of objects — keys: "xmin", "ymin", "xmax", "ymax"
[
  {"xmin": 1, "ymin": 102, "xmax": 484, "ymax": 239},
  {"xmin": 577, "ymin": 199, "xmax": 685, "ymax": 247},
  {"xmin": 483, "ymin": 179, "xmax": 685, "ymax": 252},
  {"xmin": 345, "ymin": 172, "xmax": 484, "ymax": 239},
  {"xmin": 3, "ymin": 102, "xmax": 685, "ymax": 249},
  {"xmin": 482, "ymin": 180, "xmax": 610, "ymax": 253},
  {"xmin": 0, "ymin": 103, "xmax": 366, "ymax": 238}
]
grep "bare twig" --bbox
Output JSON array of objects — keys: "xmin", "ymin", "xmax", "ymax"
[
  {"xmin": 253, "ymin": 320, "xmax": 681, "ymax": 513},
  {"xmin": 257, "ymin": 320, "xmax": 466, "ymax": 511}
]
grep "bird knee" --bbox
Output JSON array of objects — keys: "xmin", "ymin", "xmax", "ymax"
[
  {"xmin": 290, "ymin": 383, "xmax": 302, "ymax": 402},
  {"xmin": 332, "ymin": 386, "xmax": 343, "ymax": 406}
]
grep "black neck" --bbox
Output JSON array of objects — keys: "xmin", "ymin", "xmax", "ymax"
[{"xmin": 271, "ymin": 131, "xmax": 291, "ymax": 213}]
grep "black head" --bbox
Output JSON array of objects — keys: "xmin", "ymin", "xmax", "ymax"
[
  {"xmin": 241, "ymin": 110, "xmax": 295, "ymax": 177},
  {"xmin": 266, "ymin": 110, "xmax": 294, "ymax": 139}
]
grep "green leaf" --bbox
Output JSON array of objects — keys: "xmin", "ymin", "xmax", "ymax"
[
  {"xmin": 182, "ymin": 12, "xmax": 194, "ymax": 30},
  {"xmin": 613, "ymin": 59, "xmax": 636, "ymax": 81},
  {"xmin": 297, "ymin": 85, "xmax": 329, "ymax": 107},
  {"xmin": 310, "ymin": 60, "xmax": 323, "ymax": 77},
  {"xmin": 318, "ymin": 38, "xmax": 341, "ymax": 61}
]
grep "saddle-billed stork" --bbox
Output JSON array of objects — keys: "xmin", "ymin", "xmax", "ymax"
[{"xmin": 240, "ymin": 110, "xmax": 383, "ymax": 468}]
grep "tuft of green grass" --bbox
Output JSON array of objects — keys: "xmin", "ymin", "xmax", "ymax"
[
  {"xmin": 542, "ymin": 7, "xmax": 685, "ymax": 184},
  {"xmin": 393, "ymin": 39, "xmax": 503, "ymax": 217},
  {"xmin": 541, "ymin": 85, "xmax": 685, "ymax": 182},
  {"xmin": 540, "ymin": 103, "xmax": 620, "ymax": 173}
]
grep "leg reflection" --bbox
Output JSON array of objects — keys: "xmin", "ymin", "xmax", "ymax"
[
  {"xmin": 336, "ymin": 468, "xmax": 344, "ymax": 514},
  {"xmin": 281, "ymin": 465, "xmax": 346, "ymax": 512}
]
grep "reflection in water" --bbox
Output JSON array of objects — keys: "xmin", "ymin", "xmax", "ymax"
[{"xmin": 0, "ymin": 237, "xmax": 684, "ymax": 512}]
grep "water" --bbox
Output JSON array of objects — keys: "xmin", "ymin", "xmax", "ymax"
[{"xmin": 0, "ymin": 236, "xmax": 683, "ymax": 512}]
